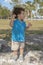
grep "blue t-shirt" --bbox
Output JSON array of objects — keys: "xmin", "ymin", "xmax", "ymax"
[{"xmin": 11, "ymin": 19, "xmax": 26, "ymax": 42}]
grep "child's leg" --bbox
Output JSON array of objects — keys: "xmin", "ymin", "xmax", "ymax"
[
  {"xmin": 20, "ymin": 47, "xmax": 24, "ymax": 57},
  {"xmin": 12, "ymin": 50, "xmax": 18, "ymax": 56},
  {"xmin": 17, "ymin": 42, "xmax": 25, "ymax": 62},
  {"xmin": 19, "ymin": 42, "xmax": 25, "ymax": 57},
  {"xmin": 11, "ymin": 41, "xmax": 19, "ymax": 59}
]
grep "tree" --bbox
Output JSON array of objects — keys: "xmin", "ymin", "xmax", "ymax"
[
  {"xmin": 10, "ymin": 0, "xmax": 21, "ymax": 5},
  {"xmin": 33, "ymin": 0, "xmax": 43, "ymax": 16},
  {"xmin": 38, "ymin": 9, "xmax": 43, "ymax": 16},
  {"xmin": 0, "ymin": 5, "xmax": 10, "ymax": 19},
  {"xmin": 25, "ymin": 1, "xmax": 35, "ymax": 19}
]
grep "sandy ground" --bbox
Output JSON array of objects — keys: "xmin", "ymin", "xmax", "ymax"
[
  {"xmin": 0, "ymin": 34, "xmax": 43, "ymax": 65},
  {"xmin": 0, "ymin": 51, "xmax": 43, "ymax": 65}
]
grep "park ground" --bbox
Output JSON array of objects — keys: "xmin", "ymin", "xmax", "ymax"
[{"xmin": 0, "ymin": 19, "xmax": 43, "ymax": 65}]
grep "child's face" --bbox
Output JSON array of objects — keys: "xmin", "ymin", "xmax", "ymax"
[{"xmin": 18, "ymin": 11, "xmax": 25, "ymax": 20}]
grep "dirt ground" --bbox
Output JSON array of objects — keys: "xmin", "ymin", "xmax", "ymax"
[{"xmin": 0, "ymin": 34, "xmax": 43, "ymax": 65}]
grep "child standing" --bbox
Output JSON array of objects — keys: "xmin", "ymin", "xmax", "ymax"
[{"xmin": 10, "ymin": 7, "xmax": 32, "ymax": 62}]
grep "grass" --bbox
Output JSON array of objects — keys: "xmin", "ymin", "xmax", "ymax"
[
  {"xmin": 25, "ymin": 44, "xmax": 43, "ymax": 51},
  {"xmin": 0, "ymin": 29, "xmax": 43, "ymax": 41},
  {"xmin": 26, "ymin": 20, "xmax": 43, "ymax": 30},
  {"xmin": 0, "ymin": 19, "xmax": 43, "ymax": 40},
  {"xmin": 26, "ymin": 30, "xmax": 43, "ymax": 34},
  {"xmin": 0, "ymin": 19, "xmax": 43, "ymax": 30},
  {"xmin": 0, "ymin": 19, "xmax": 43, "ymax": 51},
  {"xmin": 0, "ymin": 29, "xmax": 11, "ymax": 41},
  {"xmin": 0, "ymin": 19, "xmax": 11, "ymax": 29}
]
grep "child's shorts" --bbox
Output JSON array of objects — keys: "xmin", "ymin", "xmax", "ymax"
[{"xmin": 11, "ymin": 41, "xmax": 25, "ymax": 51}]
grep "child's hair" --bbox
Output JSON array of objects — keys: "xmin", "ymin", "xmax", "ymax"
[{"xmin": 12, "ymin": 7, "xmax": 25, "ymax": 19}]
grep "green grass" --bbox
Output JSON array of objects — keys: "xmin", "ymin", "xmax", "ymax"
[
  {"xmin": 0, "ymin": 19, "xmax": 43, "ymax": 41},
  {"xmin": 0, "ymin": 19, "xmax": 11, "ymax": 29},
  {"xmin": 0, "ymin": 19, "xmax": 43, "ymax": 30},
  {"xmin": 26, "ymin": 20, "xmax": 43, "ymax": 30},
  {"xmin": 25, "ymin": 44, "xmax": 43, "ymax": 51},
  {"xmin": 0, "ymin": 29, "xmax": 11, "ymax": 41},
  {"xmin": 26, "ymin": 30, "xmax": 43, "ymax": 34},
  {"xmin": 0, "ymin": 29, "xmax": 43, "ymax": 41},
  {"xmin": 0, "ymin": 19, "xmax": 43, "ymax": 51}
]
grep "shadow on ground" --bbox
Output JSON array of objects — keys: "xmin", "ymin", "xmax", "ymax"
[
  {"xmin": 0, "ymin": 33, "xmax": 43, "ymax": 65},
  {"xmin": 0, "ymin": 33, "xmax": 43, "ymax": 53}
]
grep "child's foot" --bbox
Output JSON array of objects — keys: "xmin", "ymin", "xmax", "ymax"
[
  {"xmin": 17, "ymin": 55, "xmax": 24, "ymax": 63},
  {"xmin": 10, "ymin": 55, "xmax": 18, "ymax": 63}
]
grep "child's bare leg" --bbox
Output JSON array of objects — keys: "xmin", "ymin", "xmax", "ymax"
[
  {"xmin": 17, "ymin": 43, "xmax": 25, "ymax": 62},
  {"xmin": 20, "ymin": 48, "xmax": 24, "ymax": 57},
  {"xmin": 12, "ymin": 50, "xmax": 18, "ymax": 60},
  {"xmin": 19, "ymin": 43, "xmax": 25, "ymax": 57},
  {"xmin": 18, "ymin": 43, "xmax": 25, "ymax": 62},
  {"xmin": 11, "ymin": 41, "xmax": 19, "ymax": 60}
]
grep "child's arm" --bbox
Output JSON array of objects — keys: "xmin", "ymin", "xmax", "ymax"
[
  {"xmin": 26, "ymin": 22, "xmax": 32, "ymax": 29},
  {"xmin": 10, "ymin": 15, "xmax": 16, "ymax": 27}
]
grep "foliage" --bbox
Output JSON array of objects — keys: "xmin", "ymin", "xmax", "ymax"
[{"xmin": 0, "ymin": 5, "xmax": 11, "ymax": 17}]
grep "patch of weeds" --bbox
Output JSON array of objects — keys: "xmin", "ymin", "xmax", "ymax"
[
  {"xmin": 25, "ymin": 44, "xmax": 43, "ymax": 51},
  {"xmin": 26, "ymin": 30, "xmax": 43, "ymax": 35}
]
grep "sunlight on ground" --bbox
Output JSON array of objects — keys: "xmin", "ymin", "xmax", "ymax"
[{"xmin": 0, "ymin": 19, "xmax": 43, "ymax": 30}]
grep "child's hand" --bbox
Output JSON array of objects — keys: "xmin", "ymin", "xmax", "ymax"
[
  {"xmin": 26, "ymin": 22, "xmax": 32, "ymax": 28},
  {"xmin": 28, "ymin": 22, "xmax": 32, "ymax": 27},
  {"xmin": 10, "ymin": 14, "xmax": 16, "ymax": 27},
  {"xmin": 11, "ymin": 14, "xmax": 16, "ymax": 20}
]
